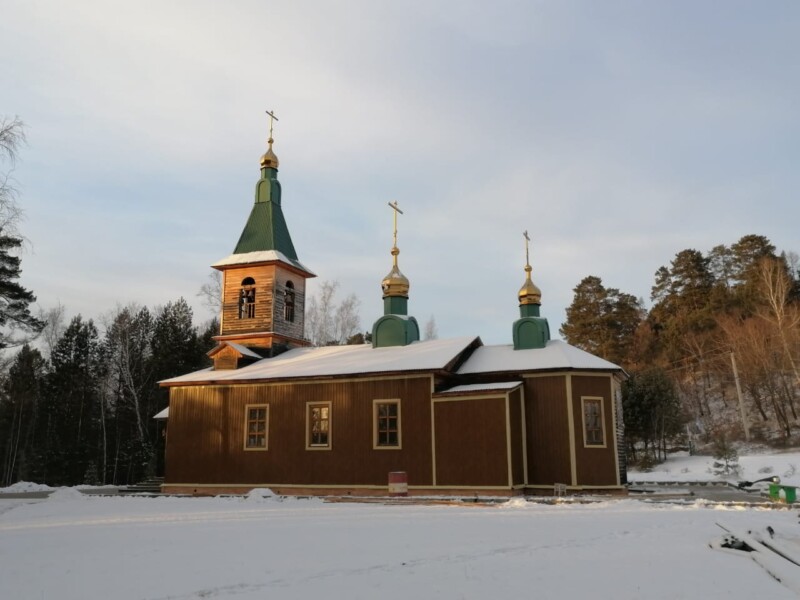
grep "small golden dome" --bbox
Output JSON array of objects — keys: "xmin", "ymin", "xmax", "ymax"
[
  {"xmin": 259, "ymin": 138, "xmax": 279, "ymax": 169},
  {"xmin": 518, "ymin": 264, "xmax": 542, "ymax": 305},
  {"xmin": 382, "ymin": 247, "xmax": 410, "ymax": 297}
]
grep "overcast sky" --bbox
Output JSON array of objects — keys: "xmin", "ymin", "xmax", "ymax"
[{"xmin": 2, "ymin": 0, "xmax": 799, "ymax": 345}]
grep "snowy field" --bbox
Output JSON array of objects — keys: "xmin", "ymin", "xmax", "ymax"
[
  {"xmin": 629, "ymin": 451, "xmax": 800, "ymax": 487},
  {"xmin": 3, "ymin": 491, "xmax": 800, "ymax": 599}
]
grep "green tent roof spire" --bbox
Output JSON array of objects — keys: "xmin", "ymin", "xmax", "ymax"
[{"xmin": 232, "ymin": 118, "xmax": 298, "ymax": 260}]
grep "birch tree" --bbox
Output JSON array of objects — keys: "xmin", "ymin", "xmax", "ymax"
[{"xmin": 306, "ymin": 280, "xmax": 361, "ymax": 346}]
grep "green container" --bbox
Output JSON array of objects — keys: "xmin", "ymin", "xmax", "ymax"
[
  {"xmin": 768, "ymin": 483, "xmax": 797, "ymax": 503},
  {"xmin": 769, "ymin": 483, "xmax": 780, "ymax": 500}
]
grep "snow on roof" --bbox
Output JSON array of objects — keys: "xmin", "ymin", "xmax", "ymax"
[
  {"xmin": 161, "ymin": 336, "xmax": 480, "ymax": 385},
  {"xmin": 457, "ymin": 339, "xmax": 621, "ymax": 375},
  {"xmin": 153, "ymin": 407, "xmax": 169, "ymax": 419},
  {"xmin": 212, "ymin": 250, "xmax": 315, "ymax": 275},
  {"xmin": 226, "ymin": 343, "xmax": 263, "ymax": 359},
  {"xmin": 436, "ymin": 381, "xmax": 523, "ymax": 396}
]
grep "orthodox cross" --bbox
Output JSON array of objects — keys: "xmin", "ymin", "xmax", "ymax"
[
  {"xmin": 265, "ymin": 109, "xmax": 279, "ymax": 140},
  {"xmin": 388, "ymin": 201, "xmax": 404, "ymax": 248},
  {"xmin": 523, "ymin": 230, "xmax": 531, "ymax": 266}
]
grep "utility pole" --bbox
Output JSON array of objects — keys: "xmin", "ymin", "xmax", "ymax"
[{"xmin": 730, "ymin": 351, "xmax": 750, "ymax": 441}]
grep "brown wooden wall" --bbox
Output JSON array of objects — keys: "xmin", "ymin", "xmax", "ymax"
[
  {"xmin": 270, "ymin": 266, "xmax": 306, "ymax": 341},
  {"xmin": 524, "ymin": 375, "xmax": 572, "ymax": 486},
  {"xmin": 572, "ymin": 375, "xmax": 618, "ymax": 486},
  {"xmin": 508, "ymin": 388, "xmax": 524, "ymax": 486},
  {"xmin": 220, "ymin": 265, "xmax": 276, "ymax": 336},
  {"xmin": 433, "ymin": 396, "xmax": 508, "ymax": 487},
  {"xmin": 213, "ymin": 346, "xmax": 240, "ymax": 371},
  {"xmin": 165, "ymin": 376, "xmax": 434, "ymax": 487}
]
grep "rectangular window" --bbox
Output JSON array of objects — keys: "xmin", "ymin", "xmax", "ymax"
[
  {"xmin": 306, "ymin": 402, "xmax": 331, "ymax": 449},
  {"xmin": 582, "ymin": 397, "xmax": 605, "ymax": 447},
  {"xmin": 373, "ymin": 400, "xmax": 401, "ymax": 449},
  {"xmin": 244, "ymin": 404, "xmax": 269, "ymax": 450}
]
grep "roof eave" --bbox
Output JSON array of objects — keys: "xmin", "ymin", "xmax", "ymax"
[{"xmin": 158, "ymin": 368, "xmax": 449, "ymax": 389}]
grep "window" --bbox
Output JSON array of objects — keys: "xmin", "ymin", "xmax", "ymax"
[
  {"xmin": 306, "ymin": 402, "xmax": 331, "ymax": 449},
  {"xmin": 373, "ymin": 400, "xmax": 401, "ymax": 449},
  {"xmin": 582, "ymin": 397, "xmax": 605, "ymax": 447},
  {"xmin": 244, "ymin": 404, "xmax": 269, "ymax": 450},
  {"xmin": 284, "ymin": 281, "xmax": 295, "ymax": 322},
  {"xmin": 239, "ymin": 277, "xmax": 256, "ymax": 319}
]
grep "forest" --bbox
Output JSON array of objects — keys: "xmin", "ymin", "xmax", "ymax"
[
  {"xmin": 560, "ymin": 234, "xmax": 800, "ymax": 465},
  {"xmin": 0, "ymin": 301, "xmax": 217, "ymax": 487}
]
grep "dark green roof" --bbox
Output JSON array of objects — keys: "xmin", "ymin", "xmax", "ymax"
[{"xmin": 233, "ymin": 167, "xmax": 298, "ymax": 259}]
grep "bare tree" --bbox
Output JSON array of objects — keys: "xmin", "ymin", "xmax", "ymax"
[
  {"xmin": 0, "ymin": 117, "xmax": 25, "ymax": 234},
  {"xmin": 197, "ymin": 270, "xmax": 222, "ymax": 316},
  {"xmin": 332, "ymin": 294, "xmax": 361, "ymax": 345},
  {"xmin": 306, "ymin": 280, "xmax": 361, "ymax": 346},
  {"xmin": 757, "ymin": 257, "xmax": 800, "ymax": 388},
  {"xmin": 102, "ymin": 304, "xmax": 156, "ymax": 481},
  {"xmin": 37, "ymin": 303, "xmax": 67, "ymax": 360},
  {"xmin": 423, "ymin": 315, "xmax": 438, "ymax": 340}
]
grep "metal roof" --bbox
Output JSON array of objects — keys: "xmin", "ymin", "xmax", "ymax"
[
  {"xmin": 435, "ymin": 382, "xmax": 523, "ymax": 397},
  {"xmin": 233, "ymin": 198, "xmax": 298, "ymax": 258},
  {"xmin": 457, "ymin": 339, "xmax": 622, "ymax": 375},
  {"xmin": 160, "ymin": 336, "xmax": 480, "ymax": 386},
  {"xmin": 212, "ymin": 249, "xmax": 315, "ymax": 275}
]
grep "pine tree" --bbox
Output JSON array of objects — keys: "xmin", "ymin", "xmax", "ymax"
[
  {"xmin": 622, "ymin": 368, "xmax": 684, "ymax": 464},
  {"xmin": 41, "ymin": 316, "xmax": 104, "ymax": 485},
  {"xmin": 149, "ymin": 299, "xmax": 210, "ymax": 478},
  {"xmin": 0, "ymin": 344, "xmax": 46, "ymax": 485},
  {"xmin": 560, "ymin": 276, "xmax": 643, "ymax": 367},
  {"xmin": 648, "ymin": 249, "xmax": 715, "ymax": 361},
  {"xmin": 730, "ymin": 234, "xmax": 777, "ymax": 314},
  {"xmin": 151, "ymin": 298, "xmax": 202, "ymax": 379},
  {"xmin": 0, "ymin": 117, "xmax": 43, "ymax": 347}
]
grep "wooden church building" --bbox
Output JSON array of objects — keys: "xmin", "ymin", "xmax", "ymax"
[{"xmin": 159, "ymin": 126, "xmax": 625, "ymax": 496}]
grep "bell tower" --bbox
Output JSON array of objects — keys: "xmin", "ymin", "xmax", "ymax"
[{"xmin": 209, "ymin": 111, "xmax": 315, "ymax": 367}]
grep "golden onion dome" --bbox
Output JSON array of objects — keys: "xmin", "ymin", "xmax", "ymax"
[
  {"xmin": 518, "ymin": 264, "xmax": 542, "ymax": 305},
  {"xmin": 259, "ymin": 138, "xmax": 279, "ymax": 169},
  {"xmin": 381, "ymin": 247, "xmax": 410, "ymax": 297}
]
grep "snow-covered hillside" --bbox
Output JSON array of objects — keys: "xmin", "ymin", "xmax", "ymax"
[{"xmin": 629, "ymin": 451, "xmax": 800, "ymax": 487}]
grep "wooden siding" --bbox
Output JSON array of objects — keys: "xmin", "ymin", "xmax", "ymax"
[
  {"xmin": 508, "ymin": 388, "xmax": 525, "ymax": 486},
  {"xmin": 571, "ymin": 375, "xmax": 618, "ymax": 486},
  {"xmin": 433, "ymin": 397, "xmax": 509, "ymax": 487},
  {"xmin": 220, "ymin": 265, "xmax": 276, "ymax": 336},
  {"xmin": 614, "ymin": 377, "xmax": 627, "ymax": 484},
  {"xmin": 165, "ymin": 376, "xmax": 433, "ymax": 487},
  {"xmin": 213, "ymin": 346, "xmax": 240, "ymax": 371},
  {"xmin": 524, "ymin": 376, "xmax": 572, "ymax": 486},
  {"xmin": 271, "ymin": 266, "xmax": 306, "ymax": 341}
]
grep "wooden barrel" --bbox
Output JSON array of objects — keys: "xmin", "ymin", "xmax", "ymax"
[{"xmin": 388, "ymin": 471, "xmax": 408, "ymax": 497}]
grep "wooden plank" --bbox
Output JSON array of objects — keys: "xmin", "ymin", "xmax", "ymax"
[
  {"xmin": 166, "ymin": 376, "xmax": 435, "ymax": 487},
  {"xmin": 433, "ymin": 397, "xmax": 508, "ymax": 487}
]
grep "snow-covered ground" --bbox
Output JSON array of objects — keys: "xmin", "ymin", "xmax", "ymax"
[
  {"xmin": 629, "ymin": 451, "xmax": 800, "ymax": 487},
  {"xmin": 2, "ymin": 492, "xmax": 800, "ymax": 599}
]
